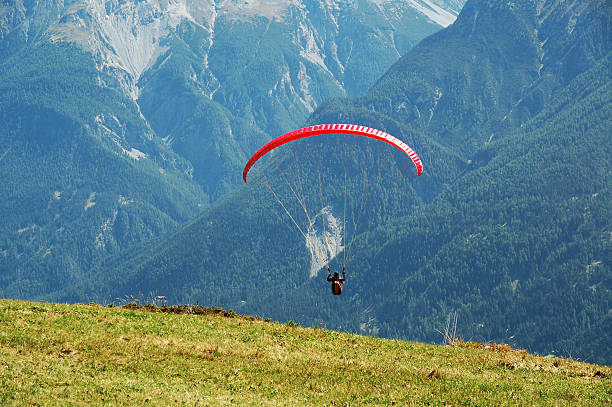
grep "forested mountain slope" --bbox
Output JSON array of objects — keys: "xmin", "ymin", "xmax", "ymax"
[
  {"xmin": 0, "ymin": 43, "xmax": 207, "ymax": 298},
  {"xmin": 0, "ymin": 0, "xmax": 463, "ymax": 298},
  {"xmin": 64, "ymin": 0, "xmax": 611, "ymax": 364}
]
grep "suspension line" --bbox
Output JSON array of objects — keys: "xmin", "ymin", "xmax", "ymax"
[{"xmin": 262, "ymin": 177, "xmax": 307, "ymax": 239}]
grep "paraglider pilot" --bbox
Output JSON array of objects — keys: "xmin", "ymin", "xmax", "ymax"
[{"xmin": 327, "ymin": 265, "xmax": 346, "ymax": 295}]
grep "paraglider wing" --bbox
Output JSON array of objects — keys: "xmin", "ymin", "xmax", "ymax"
[{"xmin": 242, "ymin": 124, "xmax": 423, "ymax": 183}]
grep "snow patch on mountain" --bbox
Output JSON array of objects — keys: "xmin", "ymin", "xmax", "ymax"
[
  {"xmin": 216, "ymin": 0, "xmax": 290, "ymax": 21},
  {"xmin": 406, "ymin": 0, "xmax": 458, "ymax": 27},
  {"xmin": 125, "ymin": 147, "xmax": 147, "ymax": 160},
  {"xmin": 370, "ymin": 0, "xmax": 459, "ymax": 27}
]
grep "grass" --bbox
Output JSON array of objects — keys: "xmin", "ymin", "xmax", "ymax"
[{"xmin": 0, "ymin": 299, "xmax": 610, "ymax": 406}]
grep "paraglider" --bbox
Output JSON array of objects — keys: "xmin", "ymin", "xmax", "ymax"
[
  {"xmin": 243, "ymin": 123, "xmax": 423, "ymax": 183},
  {"xmin": 327, "ymin": 265, "xmax": 346, "ymax": 295},
  {"xmin": 243, "ymin": 123, "xmax": 422, "ymax": 295}
]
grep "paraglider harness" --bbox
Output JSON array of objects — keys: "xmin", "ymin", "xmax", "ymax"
[{"xmin": 327, "ymin": 266, "xmax": 346, "ymax": 296}]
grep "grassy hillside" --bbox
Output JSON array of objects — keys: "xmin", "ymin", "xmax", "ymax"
[{"xmin": 1, "ymin": 300, "xmax": 610, "ymax": 406}]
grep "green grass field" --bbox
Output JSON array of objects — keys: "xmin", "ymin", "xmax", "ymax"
[{"xmin": 0, "ymin": 299, "xmax": 609, "ymax": 406}]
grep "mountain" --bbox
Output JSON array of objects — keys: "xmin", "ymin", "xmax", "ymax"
[
  {"xmin": 0, "ymin": 0, "xmax": 463, "ymax": 297},
  {"xmin": 71, "ymin": 0, "xmax": 612, "ymax": 364},
  {"xmin": 1, "ymin": 0, "xmax": 465, "ymax": 198},
  {"xmin": 361, "ymin": 0, "xmax": 611, "ymax": 154},
  {"xmin": 0, "ymin": 40, "xmax": 207, "ymax": 298},
  {"xmin": 126, "ymin": 0, "xmax": 466, "ymax": 197}
]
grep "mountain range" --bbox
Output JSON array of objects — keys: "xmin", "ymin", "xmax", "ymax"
[
  {"xmin": 1, "ymin": 0, "xmax": 610, "ymax": 364},
  {"xmin": 0, "ymin": 0, "xmax": 464, "ymax": 296},
  {"xmin": 61, "ymin": 0, "xmax": 611, "ymax": 364}
]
